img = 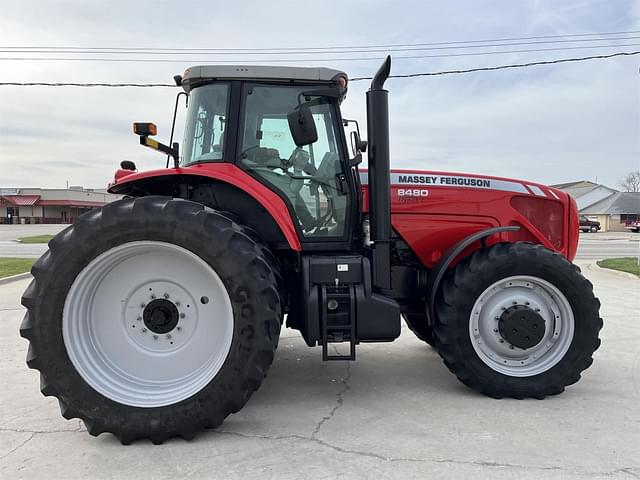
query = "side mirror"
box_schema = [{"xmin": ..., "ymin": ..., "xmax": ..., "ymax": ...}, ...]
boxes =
[
  {"xmin": 350, "ymin": 130, "xmax": 367, "ymax": 153},
  {"xmin": 287, "ymin": 106, "xmax": 318, "ymax": 147},
  {"xmin": 349, "ymin": 131, "xmax": 367, "ymax": 167}
]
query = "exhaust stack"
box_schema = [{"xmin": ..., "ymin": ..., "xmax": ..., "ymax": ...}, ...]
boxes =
[{"xmin": 366, "ymin": 56, "xmax": 392, "ymax": 291}]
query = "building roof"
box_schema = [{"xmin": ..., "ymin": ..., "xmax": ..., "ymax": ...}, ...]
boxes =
[
  {"xmin": 556, "ymin": 183, "xmax": 617, "ymax": 199},
  {"xmin": 550, "ymin": 180, "xmax": 598, "ymax": 190},
  {"xmin": 581, "ymin": 192, "xmax": 640, "ymax": 215},
  {"xmin": 0, "ymin": 195, "xmax": 40, "ymax": 206}
]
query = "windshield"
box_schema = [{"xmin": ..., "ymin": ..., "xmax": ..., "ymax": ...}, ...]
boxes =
[{"xmin": 182, "ymin": 83, "xmax": 229, "ymax": 165}]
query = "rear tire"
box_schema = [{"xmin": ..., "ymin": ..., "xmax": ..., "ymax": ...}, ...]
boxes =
[
  {"xmin": 403, "ymin": 314, "xmax": 436, "ymax": 347},
  {"xmin": 20, "ymin": 196, "xmax": 282, "ymax": 444},
  {"xmin": 433, "ymin": 242, "xmax": 602, "ymax": 399}
]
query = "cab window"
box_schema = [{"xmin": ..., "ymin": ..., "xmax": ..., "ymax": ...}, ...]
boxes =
[
  {"xmin": 238, "ymin": 84, "xmax": 348, "ymax": 239},
  {"xmin": 182, "ymin": 84, "xmax": 229, "ymax": 164}
]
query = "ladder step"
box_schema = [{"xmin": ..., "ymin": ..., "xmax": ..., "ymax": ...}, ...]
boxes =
[{"xmin": 321, "ymin": 285, "xmax": 356, "ymax": 361}]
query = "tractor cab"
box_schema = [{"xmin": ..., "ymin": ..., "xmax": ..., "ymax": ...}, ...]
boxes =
[{"xmin": 179, "ymin": 66, "xmax": 357, "ymax": 242}]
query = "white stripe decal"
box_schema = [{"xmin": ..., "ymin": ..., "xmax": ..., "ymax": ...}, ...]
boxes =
[
  {"xmin": 528, "ymin": 185, "xmax": 546, "ymax": 197},
  {"xmin": 359, "ymin": 172, "xmax": 529, "ymax": 194}
]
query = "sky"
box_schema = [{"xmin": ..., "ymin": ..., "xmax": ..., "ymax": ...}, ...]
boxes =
[{"xmin": 0, "ymin": 0, "xmax": 639, "ymax": 189}]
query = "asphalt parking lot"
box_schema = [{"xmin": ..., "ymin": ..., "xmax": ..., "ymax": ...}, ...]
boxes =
[{"xmin": 1, "ymin": 261, "xmax": 638, "ymax": 479}]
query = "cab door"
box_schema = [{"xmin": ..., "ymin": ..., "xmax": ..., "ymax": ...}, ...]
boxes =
[{"xmin": 236, "ymin": 83, "xmax": 354, "ymax": 246}]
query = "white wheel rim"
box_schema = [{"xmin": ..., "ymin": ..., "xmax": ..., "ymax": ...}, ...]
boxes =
[
  {"xmin": 63, "ymin": 241, "xmax": 234, "ymax": 407},
  {"xmin": 469, "ymin": 275, "xmax": 575, "ymax": 377}
]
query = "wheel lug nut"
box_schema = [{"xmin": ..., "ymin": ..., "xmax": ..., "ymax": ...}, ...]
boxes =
[
  {"xmin": 493, "ymin": 328, "xmax": 498, "ymax": 333},
  {"xmin": 140, "ymin": 303, "xmax": 145, "ymax": 308},
  {"xmin": 137, "ymin": 316, "xmax": 142, "ymax": 321},
  {"xmin": 166, "ymin": 334, "xmax": 172, "ymax": 339},
  {"xmin": 164, "ymin": 293, "xmax": 170, "ymax": 299},
  {"xmin": 176, "ymin": 326, "xmax": 182, "ymax": 331},
  {"xmin": 141, "ymin": 327, "xmax": 147, "ymax": 333},
  {"xmin": 153, "ymin": 335, "xmax": 158, "ymax": 340},
  {"xmin": 175, "ymin": 301, "xmax": 181, "ymax": 307},
  {"xmin": 509, "ymin": 345, "xmax": 515, "ymax": 350},
  {"xmin": 499, "ymin": 339, "xmax": 504, "ymax": 343},
  {"xmin": 150, "ymin": 294, "xmax": 156, "ymax": 299},
  {"xmin": 512, "ymin": 301, "xmax": 517, "ymax": 305},
  {"xmin": 180, "ymin": 313, "xmax": 186, "ymax": 319}
]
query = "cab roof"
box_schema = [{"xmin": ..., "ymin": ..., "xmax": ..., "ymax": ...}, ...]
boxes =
[{"xmin": 181, "ymin": 65, "xmax": 347, "ymax": 92}]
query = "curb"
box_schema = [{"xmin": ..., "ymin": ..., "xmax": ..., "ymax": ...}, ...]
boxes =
[
  {"xmin": 0, "ymin": 272, "xmax": 32, "ymax": 285},
  {"xmin": 590, "ymin": 262, "xmax": 639, "ymax": 280}
]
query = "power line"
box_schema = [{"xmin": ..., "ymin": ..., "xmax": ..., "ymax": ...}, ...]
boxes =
[
  {"xmin": 352, "ymin": 51, "xmax": 640, "ymax": 80},
  {"xmin": 1, "ymin": 51, "xmax": 637, "ymax": 87},
  {"xmin": 3, "ymin": 36, "xmax": 640, "ymax": 56},
  {"xmin": 2, "ymin": 29, "xmax": 638, "ymax": 52},
  {"xmin": 2, "ymin": 43, "xmax": 639, "ymax": 63},
  {"xmin": 0, "ymin": 82, "xmax": 175, "ymax": 87}
]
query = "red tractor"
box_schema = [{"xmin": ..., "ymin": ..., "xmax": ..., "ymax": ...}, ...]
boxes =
[{"xmin": 21, "ymin": 57, "xmax": 602, "ymax": 444}]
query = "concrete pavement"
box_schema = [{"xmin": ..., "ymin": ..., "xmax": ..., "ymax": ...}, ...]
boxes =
[
  {"xmin": 576, "ymin": 231, "xmax": 639, "ymax": 261},
  {"xmin": 0, "ymin": 225, "xmax": 67, "ymax": 242},
  {"xmin": 0, "ymin": 225, "xmax": 66, "ymax": 259},
  {"xmin": 1, "ymin": 262, "xmax": 638, "ymax": 479}
]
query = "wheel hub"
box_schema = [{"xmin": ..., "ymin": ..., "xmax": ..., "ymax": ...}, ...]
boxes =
[
  {"xmin": 469, "ymin": 276, "xmax": 575, "ymax": 377},
  {"xmin": 143, "ymin": 299, "xmax": 179, "ymax": 334},
  {"xmin": 498, "ymin": 305, "xmax": 546, "ymax": 349}
]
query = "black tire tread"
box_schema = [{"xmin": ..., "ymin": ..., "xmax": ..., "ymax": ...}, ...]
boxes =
[
  {"xmin": 433, "ymin": 242, "xmax": 602, "ymax": 399},
  {"xmin": 20, "ymin": 196, "xmax": 282, "ymax": 444},
  {"xmin": 403, "ymin": 314, "xmax": 436, "ymax": 347}
]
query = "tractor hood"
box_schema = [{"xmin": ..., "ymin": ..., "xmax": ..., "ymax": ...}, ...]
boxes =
[{"xmin": 359, "ymin": 169, "xmax": 578, "ymax": 266}]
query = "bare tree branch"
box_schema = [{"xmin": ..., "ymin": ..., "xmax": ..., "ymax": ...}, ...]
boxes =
[{"xmin": 619, "ymin": 170, "xmax": 640, "ymax": 192}]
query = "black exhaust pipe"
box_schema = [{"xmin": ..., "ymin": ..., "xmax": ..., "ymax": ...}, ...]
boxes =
[{"xmin": 366, "ymin": 55, "xmax": 392, "ymax": 292}]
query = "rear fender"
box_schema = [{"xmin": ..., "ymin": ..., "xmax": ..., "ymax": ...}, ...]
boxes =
[
  {"xmin": 108, "ymin": 164, "xmax": 301, "ymax": 251},
  {"xmin": 426, "ymin": 226, "xmax": 520, "ymax": 323}
]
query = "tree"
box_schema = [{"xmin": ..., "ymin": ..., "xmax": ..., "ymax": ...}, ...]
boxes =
[{"xmin": 619, "ymin": 170, "xmax": 640, "ymax": 192}]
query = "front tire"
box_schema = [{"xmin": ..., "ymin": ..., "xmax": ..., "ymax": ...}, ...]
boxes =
[
  {"xmin": 434, "ymin": 242, "xmax": 602, "ymax": 399},
  {"xmin": 20, "ymin": 196, "xmax": 282, "ymax": 443}
]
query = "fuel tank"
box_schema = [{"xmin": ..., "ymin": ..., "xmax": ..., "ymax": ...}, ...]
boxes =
[{"xmin": 360, "ymin": 169, "xmax": 579, "ymax": 268}]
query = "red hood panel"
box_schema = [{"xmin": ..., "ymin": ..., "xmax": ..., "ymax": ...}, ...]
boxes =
[{"xmin": 360, "ymin": 169, "xmax": 576, "ymax": 267}]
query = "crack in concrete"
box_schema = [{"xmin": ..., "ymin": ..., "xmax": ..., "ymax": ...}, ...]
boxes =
[
  {"xmin": 216, "ymin": 429, "xmax": 639, "ymax": 477},
  {"xmin": 311, "ymin": 360, "xmax": 351, "ymax": 439},
  {"xmin": 612, "ymin": 468, "xmax": 640, "ymax": 479},
  {"xmin": 0, "ymin": 420, "xmax": 84, "ymax": 435},
  {"xmin": 216, "ymin": 430, "xmax": 408, "ymax": 462},
  {"xmin": 0, "ymin": 421, "xmax": 85, "ymax": 461},
  {"xmin": 0, "ymin": 433, "xmax": 34, "ymax": 461}
]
